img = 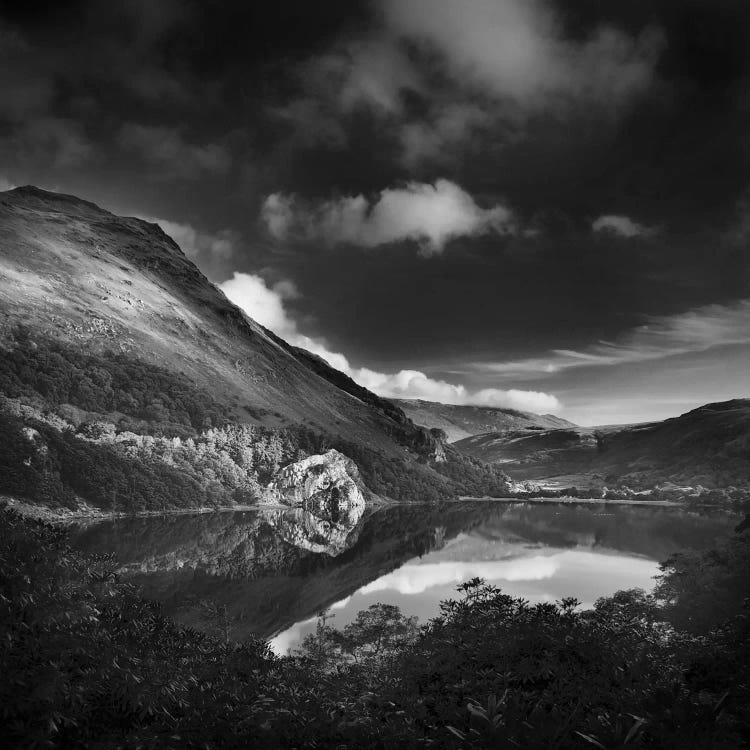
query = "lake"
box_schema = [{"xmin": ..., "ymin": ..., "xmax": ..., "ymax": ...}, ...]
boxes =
[{"xmin": 69, "ymin": 501, "xmax": 738, "ymax": 654}]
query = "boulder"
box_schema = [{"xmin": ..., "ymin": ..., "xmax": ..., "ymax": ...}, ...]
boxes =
[
  {"xmin": 265, "ymin": 449, "xmax": 368, "ymax": 518},
  {"xmin": 264, "ymin": 449, "xmax": 368, "ymax": 556}
]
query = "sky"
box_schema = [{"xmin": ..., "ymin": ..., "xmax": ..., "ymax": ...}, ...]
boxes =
[{"xmin": 1, "ymin": 0, "xmax": 749, "ymax": 425}]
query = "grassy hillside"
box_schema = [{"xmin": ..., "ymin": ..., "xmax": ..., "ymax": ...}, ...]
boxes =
[
  {"xmin": 0, "ymin": 186, "xmax": 411, "ymax": 447},
  {"xmin": 393, "ymin": 398, "xmax": 577, "ymax": 442}
]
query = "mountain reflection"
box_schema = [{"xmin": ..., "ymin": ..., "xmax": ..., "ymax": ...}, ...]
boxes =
[{"xmin": 69, "ymin": 502, "xmax": 737, "ymax": 643}]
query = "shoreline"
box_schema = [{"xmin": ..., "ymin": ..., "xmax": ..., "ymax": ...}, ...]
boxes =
[
  {"xmin": 458, "ymin": 495, "xmax": 684, "ymax": 507},
  {"xmin": 0, "ymin": 496, "xmax": 281, "ymax": 524},
  {"xmin": 2, "ymin": 492, "xmax": 692, "ymax": 525}
]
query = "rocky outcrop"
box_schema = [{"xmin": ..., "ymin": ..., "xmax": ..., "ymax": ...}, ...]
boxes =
[
  {"xmin": 264, "ymin": 449, "xmax": 368, "ymax": 556},
  {"xmin": 265, "ymin": 449, "xmax": 367, "ymax": 512},
  {"xmin": 429, "ymin": 429, "xmax": 448, "ymax": 463},
  {"xmin": 409, "ymin": 426, "xmax": 448, "ymax": 463}
]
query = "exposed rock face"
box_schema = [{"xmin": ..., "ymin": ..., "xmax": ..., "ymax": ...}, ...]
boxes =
[
  {"xmin": 264, "ymin": 449, "xmax": 368, "ymax": 556},
  {"xmin": 429, "ymin": 428, "xmax": 448, "ymax": 463},
  {"xmin": 265, "ymin": 449, "xmax": 367, "ymax": 514},
  {"xmin": 410, "ymin": 426, "xmax": 448, "ymax": 463}
]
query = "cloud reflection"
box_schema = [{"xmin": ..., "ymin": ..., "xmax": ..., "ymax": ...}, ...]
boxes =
[
  {"xmin": 359, "ymin": 555, "xmax": 560, "ymax": 595},
  {"xmin": 269, "ymin": 550, "xmax": 659, "ymax": 655}
]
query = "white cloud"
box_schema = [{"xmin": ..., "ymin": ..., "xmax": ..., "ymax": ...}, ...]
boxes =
[
  {"xmin": 219, "ymin": 271, "xmax": 561, "ymax": 413},
  {"xmin": 118, "ymin": 124, "xmax": 230, "ymax": 179},
  {"xmin": 473, "ymin": 299, "xmax": 750, "ymax": 377},
  {"xmin": 592, "ymin": 214, "xmax": 654, "ymax": 238},
  {"xmin": 141, "ymin": 216, "xmax": 237, "ymax": 260},
  {"xmin": 219, "ymin": 272, "xmax": 298, "ymax": 336},
  {"xmin": 262, "ymin": 179, "xmax": 514, "ymax": 255},
  {"xmin": 0, "ymin": 176, "xmax": 16, "ymax": 191},
  {"xmin": 383, "ymin": 0, "xmax": 662, "ymax": 110}
]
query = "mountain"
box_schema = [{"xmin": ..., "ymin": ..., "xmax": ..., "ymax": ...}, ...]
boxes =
[
  {"xmin": 392, "ymin": 398, "xmax": 577, "ymax": 442},
  {"xmin": 0, "ymin": 186, "xmax": 406, "ymax": 446},
  {"xmin": 455, "ymin": 399, "xmax": 750, "ymax": 488},
  {"xmin": 0, "ymin": 186, "xmax": 510, "ymax": 511}
]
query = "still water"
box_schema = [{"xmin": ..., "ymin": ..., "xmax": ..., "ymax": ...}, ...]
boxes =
[{"xmin": 69, "ymin": 501, "xmax": 737, "ymax": 654}]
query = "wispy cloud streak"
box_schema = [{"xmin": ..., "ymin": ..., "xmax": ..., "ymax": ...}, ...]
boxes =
[{"xmin": 472, "ymin": 299, "xmax": 750, "ymax": 377}]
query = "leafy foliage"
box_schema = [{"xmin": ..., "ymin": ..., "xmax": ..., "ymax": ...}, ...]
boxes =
[
  {"xmin": 433, "ymin": 448, "xmax": 515, "ymax": 497},
  {"xmin": 296, "ymin": 603, "xmax": 419, "ymax": 668},
  {"xmin": 0, "ymin": 508, "xmax": 273, "ymax": 749},
  {"xmin": 655, "ymin": 530, "xmax": 750, "ymax": 635},
  {"xmin": 0, "ymin": 402, "xmax": 499, "ymax": 510},
  {"xmin": 0, "ymin": 331, "xmax": 228, "ymax": 433}
]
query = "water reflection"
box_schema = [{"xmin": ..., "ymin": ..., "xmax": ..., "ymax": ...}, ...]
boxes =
[
  {"xmin": 268, "ymin": 503, "xmax": 365, "ymax": 555},
  {"xmin": 270, "ymin": 549, "xmax": 660, "ymax": 654},
  {"xmin": 69, "ymin": 502, "xmax": 738, "ymax": 649}
]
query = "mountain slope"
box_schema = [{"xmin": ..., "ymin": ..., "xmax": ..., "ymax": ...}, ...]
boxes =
[
  {"xmin": 455, "ymin": 399, "xmax": 750, "ymax": 488},
  {"xmin": 392, "ymin": 398, "xmax": 577, "ymax": 442},
  {"xmin": 0, "ymin": 186, "xmax": 410, "ymax": 447},
  {"xmin": 0, "ymin": 186, "xmax": 510, "ymax": 510}
]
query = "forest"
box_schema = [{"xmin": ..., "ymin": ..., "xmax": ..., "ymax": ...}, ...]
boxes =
[{"xmin": 1, "ymin": 507, "xmax": 748, "ymax": 749}]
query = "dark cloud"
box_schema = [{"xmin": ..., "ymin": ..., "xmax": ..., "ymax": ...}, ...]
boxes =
[
  {"xmin": 118, "ymin": 124, "xmax": 230, "ymax": 179},
  {"xmin": 2, "ymin": 0, "xmax": 750, "ymax": 422}
]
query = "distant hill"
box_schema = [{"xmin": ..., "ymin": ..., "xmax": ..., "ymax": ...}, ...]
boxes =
[
  {"xmin": 454, "ymin": 399, "xmax": 750, "ymax": 488},
  {"xmin": 392, "ymin": 398, "xmax": 577, "ymax": 442},
  {"xmin": 0, "ymin": 186, "xmax": 511, "ymax": 512}
]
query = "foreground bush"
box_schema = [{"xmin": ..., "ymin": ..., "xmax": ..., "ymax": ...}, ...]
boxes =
[
  {"xmin": 1, "ymin": 508, "xmax": 748, "ymax": 748},
  {"xmin": 0, "ymin": 509, "xmax": 273, "ymax": 749}
]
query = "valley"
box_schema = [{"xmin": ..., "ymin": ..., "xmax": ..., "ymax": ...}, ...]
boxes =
[
  {"xmin": 401, "ymin": 397, "xmax": 750, "ymax": 492},
  {"xmin": 3, "ymin": 4, "xmax": 750, "ymax": 745}
]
